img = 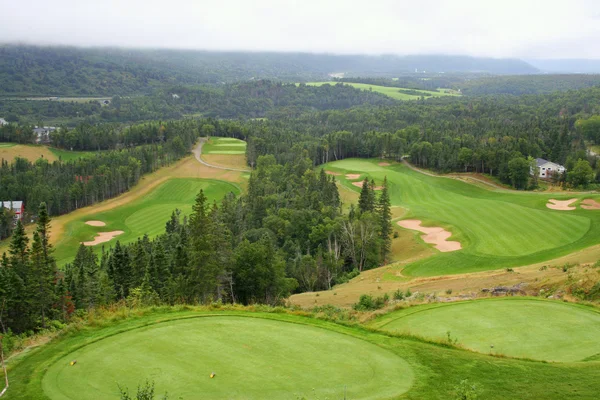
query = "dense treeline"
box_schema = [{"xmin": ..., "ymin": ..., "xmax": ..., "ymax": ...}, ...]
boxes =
[
  {"xmin": 242, "ymin": 86, "xmax": 600, "ymax": 187},
  {"xmin": 0, "ymin": 45, "xmax": 537, "ymax": 96},
  {"xmin": 0, "ymin": 157, "xmax": 392, "ymax": 334},
  {"xmin": 0, "ymin": 81, "xmax": 395, "ymax": 125},
  {"xmin": 460, "ymin": 74, "xmax": 600, "ymax": 96},
  {"xmin": 0, "ymin": 120, "xmax": 198, "ymax": 215},
  {"xmin": 336, "ymin": 76, "xmax": 459, "ymax": 91}
]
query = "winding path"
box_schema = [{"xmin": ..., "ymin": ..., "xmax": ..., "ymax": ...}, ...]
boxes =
[{"xmin": 193, "ymin": 138, "xmax": 251, "ymax": 172}]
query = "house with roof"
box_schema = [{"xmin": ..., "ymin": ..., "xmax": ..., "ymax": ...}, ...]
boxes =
[
  {"xmin": 0, "ymin": 118, "xmax": 7, "ymax": 126},
  {"xmin": 535, "ymin": 158, "xmax": 565, "ymax": 179},
  {"xmin": 1, "ymin": 201, "xmax": 24, "ymax": 221},
  {"xmin": 33, "ymin": 126, "xmax": 56, "ymax": 144}
]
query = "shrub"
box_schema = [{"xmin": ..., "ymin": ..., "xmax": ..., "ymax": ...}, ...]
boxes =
[
  {"xmin": 393, "ymin": 289, "xmax": 405, "ymax": 300},
  {"xmin": 446, "ymin": 288, "xmax": 453, "ymax": 295},
  {"xmin": 453, "ymin": 379, "xmax": 480, "ymax": 400},
  {"xmin": 119, "ymin": 380, "xmax": 168, "ymax": 400},
  {"xmin": 353, "ymin": 294, "xmax": 388, "ymax": 311},
  {"xmin": 335, "ymin": 268, "xmax": 360, "ymax": 285}
]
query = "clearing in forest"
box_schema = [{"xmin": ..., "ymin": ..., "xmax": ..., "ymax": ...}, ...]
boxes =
[
  {"xmin": 369, "ymin": 298, "xmax": 600, "ymax": 362},
  {"xmin": 201, "ymin": 137, "xmax": 248, "ymax": 169},
  {"xmin": 304, "ymin": 82, "xmax": 458, "ymax": 100},
  {"xmin": 0, "ymin": 142, "xmax": 95, "ymax": 163},
  {"xmin": 323, "ymin": 158, "xmax": 600, "ymax": 276}
]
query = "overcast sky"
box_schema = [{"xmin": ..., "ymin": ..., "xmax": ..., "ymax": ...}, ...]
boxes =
[{"xmin": 2, "ymin": 0, "xmax": 599, "ymax": 59}]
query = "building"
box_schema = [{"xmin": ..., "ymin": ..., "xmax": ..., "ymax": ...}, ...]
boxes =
[
  {"xmin": 0, "ymin": 118, "xmax": 7, "ymax": 126},
  {"xmin": 1, "ymin": 201, "xmax": 24, "ymax": 220},
  {"xmin": 33, "ymin": 126, "xmax": 56, "ymax": 144},
  {"xmin": 535, "ymin": 158, "xmax": 565, "ymax": 178}
]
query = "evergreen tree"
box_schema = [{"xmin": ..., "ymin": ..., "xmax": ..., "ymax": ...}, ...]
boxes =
[
  {"xmin": 358, "ymin": 178, "xmax": 371, "ymax": 213},
  {"xmin": 377, "ymin": 176, "xmax": 392, "ymax": 263}
]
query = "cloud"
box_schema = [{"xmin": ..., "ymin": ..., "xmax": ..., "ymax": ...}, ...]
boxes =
[{"xmin": 1, "ymin": 0, "xmax": 599, "ymax": 58}]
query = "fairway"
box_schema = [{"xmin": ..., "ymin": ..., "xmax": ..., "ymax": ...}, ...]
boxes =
[
  {"xmin": 0, "ymin": 142, "xmax": 95, "ymax": 163},
  {"xmin": 53, "ymin": 178, "xmax": 239, "ymax": 264},
  {"xmin": 325, "ymin": 159, "xmax": 600, "ymax": 276},
  {"xmin": 42, "ymin": 316, "xmax": 413, "ymax": 400},
  {"xmin": 203, "ymin": 137, "xmax": 246, "ymax": 155},
  {"xmin": 304, "ymin": 82, "xmax": 458, "ymax": 100},
  {"xmin": 370, "ymin": 298, "xmax": 600, "ymax": 362}
]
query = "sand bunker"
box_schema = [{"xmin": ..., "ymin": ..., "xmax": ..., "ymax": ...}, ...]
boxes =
[
  {"xmin": 346, "ymin": 174, "xmax": 361, "ymax": 180},
  {"xmin": 85, "ymin": 220, "xmax": 106, "ymax": 227},
  {"xmin": 325, "ymin": 170, "xmax": 341, "ymax": 176},
  {"xmin": 82, "ymin": 231, "xmax": 124, "ymax": 246},
  {"xmin": 546, "ymin": 199, "xmax": 577, "ymax": 211},
  {"xmin": 581, "ymin": 199, "xmax": 600, "ymax": 210},
  {"xmin": 351, "ymin": 181, "xmax": 383, "ymax": 190},
  {"xmin": 398, "ymin": 219, "xmax": 462, "ymax": 252},
  {"xmin": 378, "ymin": 162, "xmax": 391, "ymax": 166}
]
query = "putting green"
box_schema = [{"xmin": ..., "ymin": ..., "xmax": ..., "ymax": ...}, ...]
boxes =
[
  {"xmin": 42, "ymin": 316, "xmax": 413, "ymax": 399},
  {"xmin": 371, "ymin": 299, "xmax": 600, "ymax": 362},
  {"xmin": 325, "ymin": 159, "xmax": 600, "ymax": 275}
]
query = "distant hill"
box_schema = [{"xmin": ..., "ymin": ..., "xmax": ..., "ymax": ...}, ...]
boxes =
[
  {"xmin": 0, "ymin": 45, "xmax": 538, "ymax": 96},
  {"xmin": 461, "ymin": 74, "xmax": 600, "ymax": 95},
  {"xmin": 527, "ymin": 59, "xmax": 600, "ymax": 74}
]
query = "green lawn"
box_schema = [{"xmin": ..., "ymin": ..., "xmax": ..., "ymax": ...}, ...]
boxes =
[
  {"xmin": 48, "ymin": 147, "xmax": 97, "ymax": 162},
  {"xmin": 203, "ymin": 137, "xmax": 247, "ymax": 155},
  {"xmin": 370, "ymin": 298, "xmax": 600, "ymax": 362},
  {"xmin": 6, "ymin": 309, "xmax": 600, "ymax": 399},
  {"xmin": 304, "ymin": 82, "xmax": 459, "ymax": 100},
  {"xmin": 53, "ymin": 178, "xmax": 239, "ymax": 265},
  {"xmin": 324, "ymin": 159, "xmax": 600, "ymax": 276},
  {"xmin": 0, "ymin": 143, "xmax": 16, "ymax": 148}
]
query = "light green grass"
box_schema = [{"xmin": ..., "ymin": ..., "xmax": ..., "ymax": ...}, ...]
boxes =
[
  {"xmin": 48, "ymin": 147, "xmax": 97, "ymax": 162},
  {"xmin": 304, "ymin": 82, "xmax": 459, "ymax": 100},
  {"xmin": 370, "ymin": 298, "xmax": 600, "ymax": 362},
  {"xmin": 53, "ymin": 178, "xmax": 239, "ymax": 265},
  {"xmin": 0, "ymin": 143, "xmax": 16, "ymax": 148},
  {"xmin": 325, "ymin": 159, "xmax": 600, "ymax": 276},
  {"xmin": 6, "ymin": 309, "xmax": 600, "ymax": 400},
  {"xmin": 42, "ymin": 316, "xmax": 412, "ymax": 400},
  {"xmin": 203, "ymin": 137, "xmax": 247, "ymax": 155}
]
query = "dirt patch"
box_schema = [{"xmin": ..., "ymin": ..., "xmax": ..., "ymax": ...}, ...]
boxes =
[
  {"xmin": 546, "ymin": 198, "xmax": 577, "ymax": 211},
  {"xmin": 325, "ymin": 170, "xmax": 341, "ymax": 176},
  {"xmin": 581, "ymin": 199, "xmax": 600, "ymax": 210},
  {"xmin": 346, "ymin": 174, "xmax": 361, "ymax": 180},
  {"xmin": 82, "ymin": 231, "xmax": 124, "ymax": 246},
  {"xmin": 397, "ymin": 219, "xmax": 461, "ymax": 252},
  {"xmin": 85, "ymin": 220, "xmax": 106, "ymax": 227},
  {"xmin": 202, "ymin": 154, "xmax": 248, "ymax": 170},
  {"xmin": 351, "ymin": 181, "xmax": 382, "ymax": 190},
  {"xmin": 378, "ymin": 162, "xmax": 391, "ymax": 167}
]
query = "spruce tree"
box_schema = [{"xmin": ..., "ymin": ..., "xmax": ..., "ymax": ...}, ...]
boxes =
[
  {"xmin": 377, "ymin": 176, "xmax": 392, "ymax": 263},
  {"xmin": 358, "ymin": 178, "xmax": 371, "ymax": 213}
]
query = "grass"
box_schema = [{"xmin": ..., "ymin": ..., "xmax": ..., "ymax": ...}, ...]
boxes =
[
  {"xmin": 6, "ymin": 308, "xmax": 600, "ymax": 400},
  {"xmin": 304, "ymin": 82, "xmax": 459, "ymax": 100},
  {"xmin": 202, "ymin": 137, "xmax": 247, "ymax": 155},
  {"xmin": 0, "ymin": 143, "xmax": 96, "ymax": 163},
  {"xmin": 324, "ymin": 159, "xmax": 600, "ymax": 276},
  {"xmin": 370, "ymin": 298, "xmax": 600, "ymax": 362},
  {"xmin": 52, "ymin": 178, "xmax": 239, "ymax": 265}
]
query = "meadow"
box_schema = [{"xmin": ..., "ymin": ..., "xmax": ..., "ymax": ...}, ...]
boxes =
[
  {"xmin": 200, "ymin": 137, "xmax": 248, "ymax": 169},
  {"xmin": 53, "ymin": 178, "xmax": 240, "ymax": 265},
  {"xmin": 304, "ymin": 82, "xmax": 459, "ymax": 100},
  {"xmin": 6, "ymin": 307, "xmax": 600, "ymax": 400},
  {"xmin": 323, "ymin": 159, "xmax": 600, "ymax": 276},
  {"xmin": 370, "ymin": 298, "xmax": 600, "ymax": 362},
  {"xmin": 0, "ymin": 142, "xmax": 95, "ymax": 163}
]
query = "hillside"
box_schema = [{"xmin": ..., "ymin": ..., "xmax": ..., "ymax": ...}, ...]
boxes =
[{"xmin": 0, "ymin": 45, "xmax": 538, "ymax": 96}]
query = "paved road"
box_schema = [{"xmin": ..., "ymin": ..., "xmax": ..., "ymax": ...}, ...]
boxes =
[{"xmin": 193, "ymin": 138, "xmax": 251, "ymax": 172}]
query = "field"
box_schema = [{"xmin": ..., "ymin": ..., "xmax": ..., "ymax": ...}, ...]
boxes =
[
  {"xmin": 52, "ymin": 178, "xmax": 240, "ymax": 265},
  {"xmin": 320, "ymin": 159, "xmax": 600, "ymax": 276},
  {"xmin": 370, "ymin": 298, "xmax": 600, "ymax": 362},
  {"xmin": 200, "ymin": 137, "xmax": 248, "ymax": 169},
  {"xmin": 304, "ymin": 82, "xmax": 459, "ymax": 100},
  {"xmin": 0, "ymin": 142, "xmax": 95, "ymax": 163},
  {"xmin": 6, "ymin": 308, "xmax": 600, "ymax": 400}
]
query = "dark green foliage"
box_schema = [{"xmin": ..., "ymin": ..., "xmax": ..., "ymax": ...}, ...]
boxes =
[
  {"xmin": 119, "ymin": 380, "xmax": 168, "ymax": 400},
  {"xmin": 461, "ymin": 74, "xmax": 600, "ymax": 95},
  {"xmin": 567, "ymin": 159, "xmax": 594, "ymax": 187},
  {"xmin": 507, "ymin": 157, "xmax": 530, "ymax": 189},
  {"xmin": 353, "ymin": 293, "xmax": 389, "ymax": 311}
]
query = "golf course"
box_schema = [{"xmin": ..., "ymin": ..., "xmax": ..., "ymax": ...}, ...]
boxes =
[
  {"xmin": 6, "ymin": 308, "xmax": 600, "ymax": 400},
  {"xmin": 199, "ymin": 137, "xmax": 248, "ymax": 170},
  {"xmin": 0, "ymin": 142, "xmax": 95, "ymax": 163},
  {"xmin": 370, "ymin": 298, "xmax": 600, "ymax": 362},
  {"xmin": 323, "ymin": 159, "xmax": 600, "ymax": 276},
  {"xmin": 304, "ymin": 82, "xmax": 458, "ymax": 100}
]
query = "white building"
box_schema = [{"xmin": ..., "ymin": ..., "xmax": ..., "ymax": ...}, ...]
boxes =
[
  {"xmin": 535, "ymin": 158, "xmax": 565, "ymax": 179},
  {"xmin": 0, "ymin": 118, "xmax": 7, "ymax": 126},
  {"xmin": 33, "ymin": 126, "xmax": 56, "ymax": 144},
  {"xmin": 1, "ymin": 201, "xmax": 24, "ymax": 220}
]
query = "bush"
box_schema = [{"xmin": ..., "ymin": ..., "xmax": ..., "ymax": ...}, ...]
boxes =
[
  {"xmin": 353, "ymin": 294, "xmax": 388, "ymax": 311},
  {"xmin": 453, "ymin": 379, "xmax": 480, "ymax": 400},
  {"xmin": 393, "ymin": 289, "xmax": 405, "ymax": 300},
  {"xmin": 335, "ymin": 268, "xmax": 360, "ymax": 285},
  {"xmin": 119, "ymin": 380, "xmax": 168, "ymax": 400}
]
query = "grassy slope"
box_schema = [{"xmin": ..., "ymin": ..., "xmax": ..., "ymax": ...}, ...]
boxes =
[
  {"xmin": 369, "ymin": 298, "xmax": 600, "ymax": 362},
  {"xmin": 201, "ymin": 137, "xmax": 248, "ymax": 169},
  {"xmin": 325, "ymin": 159, "xmax": 600, "ymax": 276},
  {"xmin": 304, "ymin": 82, "xmax": 458, "ymax": 100},
  {"xmin": 52, "ymin": 178, "xmax": 240, "ymax": 265},
  {"xmin": 5, "ymin": 309, "xmax": 600, "ymax": 400},
  {"xmin": 0, "ymin": 143, "xmax": 95, "ymax": 163}
]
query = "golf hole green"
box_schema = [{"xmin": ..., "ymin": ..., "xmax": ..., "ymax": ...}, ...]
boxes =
[
  {"xmin": 43, "ymin": 316, "xmax": 413, "ymax": 399},
  {"xmin": 375, "ymin": 299, "xmax": 600, "ymax": 362}
]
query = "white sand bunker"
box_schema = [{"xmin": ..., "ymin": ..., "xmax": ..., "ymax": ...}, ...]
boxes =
[
  {"xmin": 324, "ymin": 170, "xmax": 340, "ymax": 176},
  {"xmin": 351, "ymin": 181, "xmax": 383, "ymax": 190},
  {"xmin": 398, "ymin": 219, "xmax": 462, "ymax": 252},
  {"xmin": 378, "ymin": 162, "xmax": 391, "ymax": 166},
  {"xmin": 82, "ymin": 231, "xmax": 124, "ymax": 246},
  {"xmin": 546, "ymin": 199, "xmax": 577, "ymax": 211},
  {"xmin": 346, "ymin": 174, "xmax": 361, "ymax": 180},
  {"xmin": 85, "ymin": 220, "xmax": 106, "ymax": 227},
  {"xmin": 581, "ymin": 199, "xmax": 600, "ymax": 210}
]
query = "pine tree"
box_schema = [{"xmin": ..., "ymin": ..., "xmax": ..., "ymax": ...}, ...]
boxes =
[
  {"xmin": 358, "ymin": 178, "xmax": 371, "ymax": 213},
  {"xmin": 377, "ymin": 176, "xmax": 392, "ymax": 263},
  {"xmin": 28, "ymin": 231, "xmax": 57, "ymax": 329}
]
